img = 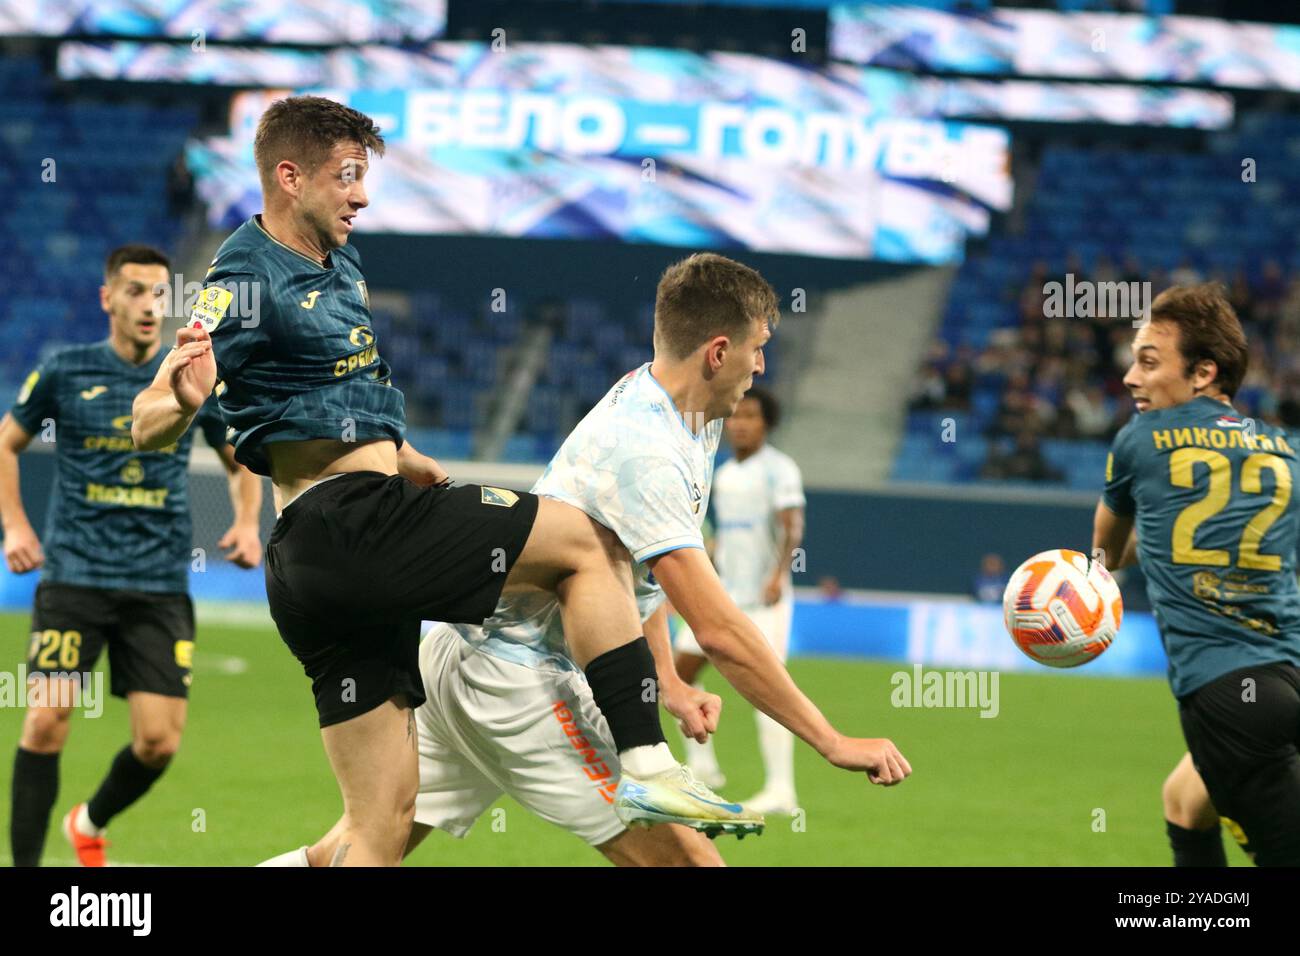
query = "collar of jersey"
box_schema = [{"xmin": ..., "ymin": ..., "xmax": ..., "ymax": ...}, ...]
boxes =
[
  {"xmin": 252, "ymin": 215, "xmax": 331, "ymax": 271},
  {"xmin": 100, "ymin": 339, "xmax": 164, "ymax": 374},
  {"xmin": 644, "ymin": 364, "xmax": 704, "ymax": 443}
]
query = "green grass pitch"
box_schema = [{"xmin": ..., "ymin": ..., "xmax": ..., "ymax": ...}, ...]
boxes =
[{"xmin": 0, "ymin": 610, "xmax": 1240, "ymax": 866}]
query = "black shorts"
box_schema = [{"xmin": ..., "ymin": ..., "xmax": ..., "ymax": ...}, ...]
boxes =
[
  {"xmin": 1179, "ymin": 661, "xmax": 1300, "ymax": 866},
  {"xmin": 264, "ymin": 472, "xmax": 540, "ymax": 728},
  {"xmin": 27, "ymin": 581, "xmax": 196, "ymax": 700}
]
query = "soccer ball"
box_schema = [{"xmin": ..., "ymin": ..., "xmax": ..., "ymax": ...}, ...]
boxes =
[{"xmin": 1002, "ymin": 549, "xmax": 1122, "ymax": 668}]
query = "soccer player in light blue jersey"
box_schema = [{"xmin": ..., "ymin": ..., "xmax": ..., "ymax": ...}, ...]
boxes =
[{"xmin": 269, "ymin": 253, "xmax": 910, "ymax": 867}]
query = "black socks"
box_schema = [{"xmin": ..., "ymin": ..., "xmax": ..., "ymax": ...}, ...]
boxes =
[
  {"xmin": 10, "ymin": 748, "xmax": 60, "ymax": 866},
  {"xmin": 86, "ymin": 745, "xmax": 167, "ymax": 831},
  {"xmin": 584, "ymin": 637, "xmax": 666, "ymax": 752},
  {"xmin": 1167, "ymin": 819, "xmax": 1227, "ymax": 867}
]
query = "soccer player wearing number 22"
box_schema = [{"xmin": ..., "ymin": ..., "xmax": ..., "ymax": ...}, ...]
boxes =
[
  {"xmin": 2, "ymin": 245, "xmax": 263, "ymax": 867},
  {"xmin": 131, "ymin": 96, "xmax": 750, "ymax": 866},
  {"xmin": 1094, "ymin": 284, "xmax": 1300, "ymax": 867}
]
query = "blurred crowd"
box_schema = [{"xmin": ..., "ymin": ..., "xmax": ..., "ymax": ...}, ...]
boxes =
[{"xmin": 910, "ymin": 256, "xmax": 1300, "ymax": 482}]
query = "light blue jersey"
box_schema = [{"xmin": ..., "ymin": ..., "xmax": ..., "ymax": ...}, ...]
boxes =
[{"xmin": 457, "ymin": 364, "xmax": 723, "ymax": 672}]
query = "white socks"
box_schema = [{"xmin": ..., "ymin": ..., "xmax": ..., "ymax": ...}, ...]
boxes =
[
  {"xmin": 256, "ymin": 846, "xmax": 311, "ymax": 867},
  {"xmin": 683, "ymin": 733, "xmax": 722, "ymax": 778},
  {"xmin": 75, "ymin": 804, "xmax": 104, "ymax": 838},
  {"xmin": 619, "ymin": 742, "xmax": 677, "ymax": 777},
  {"xmin": 755, "ymin": 710, "xmax": 796, "ymax": 799}
]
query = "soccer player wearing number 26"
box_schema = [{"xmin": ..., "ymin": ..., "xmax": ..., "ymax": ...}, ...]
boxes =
[
  {"xmin": 131, "ymin": 96, "xmax": 744, "ymax": 866},
  {"xmin": 2, "ymin": 245, "xmax": 263, "ymax": 867},
  {"xmin": 1094, "ymin": 284, "xmax": 1300, "ymax": 867}
]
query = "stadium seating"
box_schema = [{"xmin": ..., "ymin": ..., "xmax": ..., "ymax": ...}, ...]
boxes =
[
  {"xmin": 0, "ymin": 56, "xmax": 197, "ymax": 391},
  {"xmin": 894, "ymin": 111, "xmax": 1300, "ymax": 486}
]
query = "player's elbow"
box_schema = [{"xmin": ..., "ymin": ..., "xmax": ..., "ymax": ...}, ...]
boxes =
[
  {"xmin": 131, "ymin": 414, "xmax": 166, "ymax": 452},
  {"xmin": 692, "ymin": 615, "xmax": 748, "ymax": 664},
  {"xmin": 131, "ymin": 394, "xmax": 167, "ymax": 450},
  {"xmin": 131, "ymin": 418, "xmax": 156, "ymax": 451}
]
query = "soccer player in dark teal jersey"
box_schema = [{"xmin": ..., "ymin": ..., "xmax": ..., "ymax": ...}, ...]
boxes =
[
  {"xmin": 1094, "ymin": 283, "xmax": 1300, "ymax": 866},
  {"xmin": 131, "ymin": 96, "xmax": 768, "ymax": 866},
  {"xmin": 1, "ymin": 245, "xmax": 263, "ymax": 867}
]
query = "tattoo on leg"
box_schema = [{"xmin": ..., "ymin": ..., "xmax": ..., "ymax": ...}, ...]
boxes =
[
  {"xmin": 407, "ymin": 708, "xmax": 415, "ymax": 749},
  {"xmin": 330, "ymin": 842, "xmax": 350, "ymax": 867}
]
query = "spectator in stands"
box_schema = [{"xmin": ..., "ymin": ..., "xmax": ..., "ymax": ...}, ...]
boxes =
[
  {"xmin": 940, "ymin": 362, "xmax": 972, "ymax": 410},
  {"xmin": 972, "ymin": 553, "xmax": 1008, "ymax": 605},
  {"xmin": 908, "ymin": 363, "xmax": 947, "ymax": 411},
  {"xmin": 981, "ymin": 429, "xmax": 1063, "ymax": 483},
  {"xmin": 1064, "ymin": 383, "xmax": 1110, "ymax": 439}
]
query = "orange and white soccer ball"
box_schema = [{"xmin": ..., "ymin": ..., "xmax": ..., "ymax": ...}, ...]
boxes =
[{"xmin": 1002, "ymin": 549, "xmax": 1122, "ymax": 668}]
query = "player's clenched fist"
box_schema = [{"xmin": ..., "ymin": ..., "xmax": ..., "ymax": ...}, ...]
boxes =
[
  {"xmin": 168, "ymin": 326, "xmax": 216, "ymax": 413},
  {"xmin": 661, "ymin": 680, "xmax": 722, "ymax": 744},
  {"xmin": 825, "ymin": 735, "xmax": 912, "ymax": 786},
  {"xmin": 3, "ymin": 522, "xmax": 44, "ymax": 574}
]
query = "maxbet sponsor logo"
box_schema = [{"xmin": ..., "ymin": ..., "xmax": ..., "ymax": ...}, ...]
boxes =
[{"xmin": 49, "ymin": 886, "xmax": 151, "ymax": 936}]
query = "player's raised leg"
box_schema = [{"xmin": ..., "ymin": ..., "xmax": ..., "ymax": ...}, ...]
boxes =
[
  {"xmin": 502, "ymin": 501, "xmax": 665, "ymax": 763},
  {"xmin": 500, "ymin": 498, "xmax": 755, "ymax": 834},
  {"xmin": 10, "ymin": 677, "xmax": 77, "ymax": 866}
]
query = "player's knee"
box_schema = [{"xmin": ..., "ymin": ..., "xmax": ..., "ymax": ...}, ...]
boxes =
[
  {"xmin": 1162, "ymin": 771, "xmax": 1214, "ymax": 830},
  {"xmin": 20, "ymin": 706, "xmax": 73, "ymax": 752},
  {"xmin": 574, "ymin": 517, "xmax": 629, "ymax": 574},
  {"xmin": 133, "ymin": 731, "xmax": 181, "ymax": 767}
]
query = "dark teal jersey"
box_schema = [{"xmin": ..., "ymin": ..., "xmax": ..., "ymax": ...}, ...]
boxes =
[
  {"xmin": 1104, "ymin": 396, "xmax": 1300, "ymax": 697},
  {"xmin": 195, "ymin": 216, "xmax": 405, "ymax": 477},
  {"xmin": 8, "ymin": 342, "xmax": 228, "ymax": 594}
]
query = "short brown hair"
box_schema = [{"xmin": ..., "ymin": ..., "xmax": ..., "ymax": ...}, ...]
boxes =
[
  {"xmin": 654, "ymin": 253, "xmax": 779, "ymax": 360},
  {"xmin": 253, "ymin": 95, "xmax": 385, "ymax": 192},
  {"xmin": 104, "ymin": 244, "xmax": 169, "ymax": 282},
  {"xmin": 1149, "ymin": 282, "xmax": 1248, "ymax": 398}
]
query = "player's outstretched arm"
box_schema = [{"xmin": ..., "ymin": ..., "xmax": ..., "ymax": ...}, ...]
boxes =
[
  {"xmin": 0, "ymin": 413, "xmax": 43, "ymax": 574},
  {"xmin": 1092, "ymin": 500, "xmax": 1136, "ymax": 571},
  {"xmin": 649, "ymin": 546, "xmax": 912, "ymax": 786},
  {"xmin": 132, "ymin": 327, "xmax": 215, "ymax": 451}
]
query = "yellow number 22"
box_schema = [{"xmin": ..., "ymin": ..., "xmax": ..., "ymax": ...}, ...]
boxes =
[{"xmin": 1170, "ymin": 448, "xmax": 1292, "ymax": 571}]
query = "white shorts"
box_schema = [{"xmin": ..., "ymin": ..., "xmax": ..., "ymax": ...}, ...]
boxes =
[
  {"xmin": 673, "ymin": 594, "xmax": 793, "ymax": 662},
  {"xmin": 413, "ymin": 623, "xmax": 626, "ymax": 847}
]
